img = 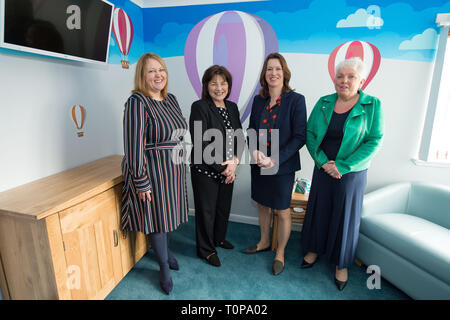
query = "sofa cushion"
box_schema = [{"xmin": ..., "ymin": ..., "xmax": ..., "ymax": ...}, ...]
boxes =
[{"xmin": 360, "ymin": 213, "xmax": 450, "ymax": 285}]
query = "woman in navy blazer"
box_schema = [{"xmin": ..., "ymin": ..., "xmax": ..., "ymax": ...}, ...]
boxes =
[
  {"xmin": 189, "ymin": 65, "xmax": 244, "ymax": 267},
  {"xmin": 243, "ymin": 53, "xmax": 307, "ymax": 276}
]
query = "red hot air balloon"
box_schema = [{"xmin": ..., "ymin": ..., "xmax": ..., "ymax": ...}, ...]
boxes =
[
  {"xmin": 72, "ymin": 105, "xmax": 86, "ymax": 137},
  {"xmin": 328, "ymin": 41, "xmax": 381, "ymax": 90},
  {"xmin": 112, "ymin": 8, "xmax": 134, "ymax": 69}
]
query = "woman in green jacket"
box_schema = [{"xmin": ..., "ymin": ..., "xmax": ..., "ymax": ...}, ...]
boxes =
[{"xmin": 300, "ymin": 57, "xmax": 384, "ymax": 291}]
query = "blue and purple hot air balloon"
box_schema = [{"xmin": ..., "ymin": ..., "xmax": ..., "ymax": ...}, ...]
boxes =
[{"xmin": 184, "ymin": 11, "xmax": 278, "ymax": 123}]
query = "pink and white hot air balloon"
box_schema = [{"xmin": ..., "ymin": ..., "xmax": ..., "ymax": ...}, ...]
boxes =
[
  {"xmin": 185, "ymin": 11, "xmax": 278, "ymax": 123},
  {"xmin": 112, "ymin": 8, "xmax": 134, "ymax": 69},
  {"xmin": 328, "ymin": 41, "xmax": 381, "ymax": 90}
]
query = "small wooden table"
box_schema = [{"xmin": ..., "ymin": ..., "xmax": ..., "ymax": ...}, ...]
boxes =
[{"xmin": 271, "ymin": 192, "xmax": 309, "ymax": 251}]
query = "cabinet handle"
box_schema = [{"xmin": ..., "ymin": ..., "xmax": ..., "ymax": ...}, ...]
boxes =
[{"xmin": 113, "ymin": 230, "xmax": 119, "ymax": 247}]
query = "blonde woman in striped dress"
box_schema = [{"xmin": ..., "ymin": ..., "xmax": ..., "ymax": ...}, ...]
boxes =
[{"xmin": 121, "ymin": 53, "xmax": 189, "ymax": 295}]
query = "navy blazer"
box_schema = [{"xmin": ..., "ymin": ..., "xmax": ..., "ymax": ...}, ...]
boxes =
[
  {"xmin": 248, "ymin": 91, "xmax": 307, "ymax": 176},
  {"xmin": 189, "ymin": 98, "xmax": 244, "ymax": 174}
]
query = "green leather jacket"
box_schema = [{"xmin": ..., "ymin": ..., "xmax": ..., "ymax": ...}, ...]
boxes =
[{"xmin": 306, "ymin": 90, "xmax": 384, "ymax": 175}]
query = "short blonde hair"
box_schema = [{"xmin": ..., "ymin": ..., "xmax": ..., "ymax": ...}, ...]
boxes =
[{"xmin": 133, "ymin": 53, "xmax": 169, "ymax": 99}]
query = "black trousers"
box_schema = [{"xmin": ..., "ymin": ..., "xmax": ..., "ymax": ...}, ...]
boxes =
[{"xmin": 191, "ymin": 170, "xmax": 234, "ymax": 258}]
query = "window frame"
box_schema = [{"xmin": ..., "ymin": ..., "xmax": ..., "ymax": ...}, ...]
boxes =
[{"xmin": 416, "ymin": 13, "xmax": 450, "ymax": 166}]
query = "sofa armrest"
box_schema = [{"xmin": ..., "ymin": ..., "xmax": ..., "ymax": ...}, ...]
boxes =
[
  {"xmin": 362, "ymin": 183, "xmax": 411, "ymax": 217},
  {"xmin": 409, "ymin": 182, "xmax": 450, "ymax": 229}
]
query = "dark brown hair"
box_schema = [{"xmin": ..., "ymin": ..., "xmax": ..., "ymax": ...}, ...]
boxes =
[
  {"xmin": 259, "ymin": 52, "xmax": 292, "ymax": 98},
  {"xmin": 201, "ymin": 65, "xmax": 233, "ymax": 100}
]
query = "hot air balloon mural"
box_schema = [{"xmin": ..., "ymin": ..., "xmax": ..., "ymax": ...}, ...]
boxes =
[
  {"xmin": 112, "ymin": 8, "xmax": 134, "ymax": 69},
  {"xmin": 184, "ymin": 11, "xmax": 278, "ymax": 123},
  {"xmin": 328, "ymin": 41, "xmax": 381, "ymax": 90},
  {"xmin": 72, "ymin": 105, "xmax": 86, "ymax": 137}
]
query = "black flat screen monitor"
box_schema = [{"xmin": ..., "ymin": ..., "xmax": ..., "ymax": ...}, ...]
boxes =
[{"xmin": 0, "ymin": 0, "xmax": 114, "ymax": 63}]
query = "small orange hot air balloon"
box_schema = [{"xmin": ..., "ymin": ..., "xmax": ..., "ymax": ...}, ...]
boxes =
[{"xmin": 72, "ymin": 105, "xmax": 86, "ymax": 137}]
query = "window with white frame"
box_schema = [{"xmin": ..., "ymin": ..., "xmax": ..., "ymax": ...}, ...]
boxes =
[{"xmin": 418, "ymin": 14, "xmax": 450, "ymax": 164}]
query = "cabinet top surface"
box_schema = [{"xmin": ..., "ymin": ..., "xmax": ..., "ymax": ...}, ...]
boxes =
[{"xmin": 0, "ymin": 155, "xmax": 123, "ymax": 220}]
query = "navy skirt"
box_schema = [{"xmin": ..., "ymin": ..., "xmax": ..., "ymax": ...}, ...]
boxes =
[
  {"xmin": 301, "ymin": 166, "xmax": 367, "ymax": 269},
  {"xmin": 251, "ymin": 168, "xmax": 295, "ymax": 210}
]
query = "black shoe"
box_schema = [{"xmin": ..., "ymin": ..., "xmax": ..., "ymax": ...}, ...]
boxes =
[
  {"xmin": 205, "ymin": 253, "xmax": 221, "ymax": 267},
  {"xmin": 272, "ymin": 260, "xmax": 285, "ymax": 275},
  {"xmin": 334, "ymin": 277, "xmax": 347, "ymax": 291},
  {"xmin": 160, "ymin": 277, "xmax": 173, "ymax": 295},
  {"xmin": 242, "ymin": 244, "xmax": 271, "ymax": 254},
  {"xmin": 168, "ymin": 257, "xmax": 179, "ymax": 271},
  {"xmin": 301, "ymin": 257, "xmax": 318, "ymax": 269},
  {"xmin": 217, "ymin": 240, "xmax": 234, "ymax": 249}
]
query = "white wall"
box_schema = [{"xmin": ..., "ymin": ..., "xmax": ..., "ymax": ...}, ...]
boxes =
[{"xmin": 0, "ymin": 51, "xmax": 132, "ymax": 192}]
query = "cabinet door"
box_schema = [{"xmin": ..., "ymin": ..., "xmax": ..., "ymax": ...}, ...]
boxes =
[
  {"xmin": 59, "ymin": 188, "xmax": 123, "ymax": 300},
  {"xmin": 113, "ymin": 184, "xmax": 148, "ymax": 276}
]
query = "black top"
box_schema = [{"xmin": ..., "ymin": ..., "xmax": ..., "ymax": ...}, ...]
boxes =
[
  {"xmin": 320, "ymin": 109, "xmax": 351, "ymax": 160},
  {"xmin": 189, "ymin": 98, "xmax": 244, "ymax": 183},
  {"xmin": 258, "ymin": 96, "xmax": 281, "ymax": 156}
]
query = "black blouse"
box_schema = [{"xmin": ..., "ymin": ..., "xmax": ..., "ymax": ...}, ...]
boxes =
[
  {"xmin": 258, "ymin": 96, "xmax": 281, "ymax": 156},
  {"xmin": 320, "ymin": 109, "xmax": 351, "ymax": 160}
]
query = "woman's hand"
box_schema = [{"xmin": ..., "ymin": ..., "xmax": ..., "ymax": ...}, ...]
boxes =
[
  {"xmin": 322, "ymin": 161, "xmax": 342, "ymax": 179},
  {"xmin": 253, "ymin": 150, "xmax": 274, "ymax": 168},
  {"xmin": 137, "ymin": 190, "xmax": 152, "ymax": 202},
  {"xmin": 221, "ymin": 157, "xmax": 239, "ymax": 184}
]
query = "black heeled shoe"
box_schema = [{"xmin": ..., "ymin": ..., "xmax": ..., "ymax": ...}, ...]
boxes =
[
  {"xmin": 334, "ymin": 277, "xmax": 347, "ymax": 291},
  {"xmin": 301, "ymin": 257, "xmax": 318, "ymax": 269},
  {"xmin": 160, "ymin": 277, "xmax": 173, "ymax": 295}
]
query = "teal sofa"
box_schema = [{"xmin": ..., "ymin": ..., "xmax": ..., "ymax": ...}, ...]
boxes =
[{"xmin": 356, "ymin": 182, "xmax": 450, "ymax": 300}]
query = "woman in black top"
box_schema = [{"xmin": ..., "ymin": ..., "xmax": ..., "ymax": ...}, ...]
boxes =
[{"xmin": 189, "ymin": 65, "xmax": 244, "ymax": 267}]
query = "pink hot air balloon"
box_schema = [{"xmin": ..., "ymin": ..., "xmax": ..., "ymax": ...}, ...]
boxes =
[
  {"xmin": 112, "ymin": 8, "xmax": 134, "ymax": 69},
  {"xmin": 184, "ymin": 11, "xmax": 278, "ymax": 123},
  {"xmin": 328, "ymin": 41, "xmax": 381, "ymax": 90}
]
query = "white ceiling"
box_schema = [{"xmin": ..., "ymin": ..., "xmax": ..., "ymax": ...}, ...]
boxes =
[{"xmin": 130, "ymin": 0, "xmax": 267, "ymax": 8}]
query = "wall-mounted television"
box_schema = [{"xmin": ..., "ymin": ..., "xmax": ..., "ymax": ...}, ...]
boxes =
[{"xmin": 0, "ymin": 0, "xmax": 114, "ymax": 64}]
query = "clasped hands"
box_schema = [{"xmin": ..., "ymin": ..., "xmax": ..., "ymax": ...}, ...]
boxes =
[
  {"xmin": 322, "ymin": 160, "xmax": 342, "ymax": 179},
  {"xmin": 220, "ymin": 156, "xmax": 239, "ymax": 184}
]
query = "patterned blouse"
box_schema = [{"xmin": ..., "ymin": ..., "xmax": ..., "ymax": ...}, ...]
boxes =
[
  {"xmin": 193, "ymin": 106, "xmax": 234, "ymax": 183},
  {"xmin": 258, "ymin": 96, "xmax": 281, "ymax": 156}
]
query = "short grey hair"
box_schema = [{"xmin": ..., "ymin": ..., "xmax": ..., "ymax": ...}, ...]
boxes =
[{"xmin": 335, "ymin": 57, "xmax": 366, "ymax": 79}]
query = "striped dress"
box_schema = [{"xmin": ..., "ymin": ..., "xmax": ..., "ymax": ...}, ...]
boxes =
[{"xmin": 121, "ymin": 92, "xmax": 189, "ymax": 234}]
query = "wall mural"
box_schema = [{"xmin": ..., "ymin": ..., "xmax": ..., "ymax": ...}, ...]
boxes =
[
  {"xmin": 112, "ymin": 7, "xmax": 134, "ymax": 69},
  {"xmin": 71, "ymin": 105, "xmax": 86, "ymax": 137},
  {"xmin": 328, "ymin": 41, "xmax": 381, "ymax": 90},
  {"xmin": 138, "ymin": 0, "xmax": 450, "ymax": 62},
  {"xmin": 184, "ymin": 11, "xmax": 278, "ymax": 122}
]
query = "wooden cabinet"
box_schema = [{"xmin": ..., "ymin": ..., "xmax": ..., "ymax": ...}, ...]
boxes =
[{"xmin": 0, "ymin": 155, "xmax": 147, "ymax": 300}]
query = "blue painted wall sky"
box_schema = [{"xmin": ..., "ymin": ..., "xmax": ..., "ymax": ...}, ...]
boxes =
[{"xmin": 141, "ymin": 0, "xmax": 450, "ymax": 61}]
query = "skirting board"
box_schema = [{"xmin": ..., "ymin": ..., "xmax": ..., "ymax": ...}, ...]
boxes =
[{"xmin": 188, "ymin": 209, "xmax": 303, "ymax": 232}]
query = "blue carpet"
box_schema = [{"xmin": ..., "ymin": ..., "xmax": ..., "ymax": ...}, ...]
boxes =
[{"xmin": 106, "ymin": 218, "xmax": 410, "ymax": 300}]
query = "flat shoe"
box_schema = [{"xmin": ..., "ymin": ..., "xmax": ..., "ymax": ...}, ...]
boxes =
[
  {"xmin": 272, "ymin": 260, "xmax": 285, "ymax": 275},
  {"xmin": 168, "ymin": 258, "xmax": 179, "ymax": 271},
  {"xmin": 205, "ymin": 253, "xmax": 221, "ymax": 267},
  {"xmin": 242, "ymin": 244, "xmax": 271, "ymax": 254},
  {"xmin": 217, "ymin": 240, "xmax": 234, "ymax": 249},
  {"xmin": 301, "ymin": 257, "xmax": 318, "ymax": 269}
]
